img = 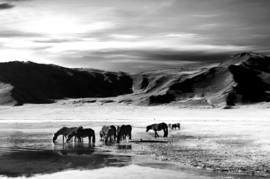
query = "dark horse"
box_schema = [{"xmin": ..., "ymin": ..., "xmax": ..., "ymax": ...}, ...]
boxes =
[
  {"xmin": 146, "ymin": 122, "xmax": 168, "ymax": 138},
  {"xmin": 117, "ymin": 125, "xmax": 132, "ymax": 143},
  {"xmin": 100, "ymin": 125, "xmax": 117, "ymax": 141},
  {"xmin": 66, "ymin": 127, "xmax": 95, "ymax": 143},
  {"xmin": 53, "ymin": 127, "xmax": 79, "ymax": 143},
  {"xmin": 104, "ymin": 127, "xmax": 115, "ymax": 143},
  {"xmin": 171, "ymin": 123, "xmax": 180, "ymax": 130}
]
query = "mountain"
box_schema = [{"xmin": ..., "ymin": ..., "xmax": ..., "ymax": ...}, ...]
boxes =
[
  {"xmin": 222, "ymin": 52, "xmax": 270, "ymax": 105},
  {"xmin": 118, "ymin": 52, "xmax": 270, "ymax": 106},
  {"xmin": 0, "ymin": 52, "xmax": 270, "ymax": 106},
  {"xmin": 0, "ymin": 61, "xmax": 133, "ymax": 105},
  {"xmin": 125, "ymin": 66, "xmax": 234, "ymax": 106}
]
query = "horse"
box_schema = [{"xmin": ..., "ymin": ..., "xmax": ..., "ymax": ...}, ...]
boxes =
[
  {"xmin": 117, "ymin": 125, "xmax": 132, "ymax": 143},
  {"xmin": 146, "ymin": 122, "xmax": 168, "ymax": 138},
  {"xmin": 66, "ymin": 127, "xmax": 95, "ymax": 143},
  {"xmin": 168, "ymin": 123, "xmax": 172, "ymax": 129},
  {"xmin": 104, "ymin": 128, "xmax": 115, "ymax": 143},
  {"xmin": 53, "ymin": 127, "xmax": 80, "ymax": 143},
  {"xmin": 171, "ymin": 123, "xmax": 180, "ymax": 130},
  {"xmin": 100, "ymin": 125, "xmax": 117, "ymax": 141}
]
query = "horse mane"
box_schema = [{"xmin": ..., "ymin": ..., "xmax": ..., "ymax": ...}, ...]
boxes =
[
  {"xmin": 146, "ymin": 124, "xmax": 156, "ymax": 130},
  {"xmin": 54, "ymin": 127, "xmax": 67, "ymax": 136}
]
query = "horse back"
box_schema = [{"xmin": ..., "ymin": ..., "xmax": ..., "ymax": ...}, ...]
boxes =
[
  {"xmin": 126, "ymin": 125, "xmax": 132, "ymax": 133},
  {"xmin": 120, "ymin": 125, "xmax": 132, "ymax": 135},
  {"xmin": 154, "ymin": 123, "xmax": 168, "ymax": 131},
  {"xmin": 77, "ymin": 128, "xmax": 94, "ymax": 137},
  {"xmin": 61, "ymin": 127, "xmax": 77, "ymax": 136},
  {"xmin": 110, "ymin": 125, "xmax": 116, "ymax": 133}
]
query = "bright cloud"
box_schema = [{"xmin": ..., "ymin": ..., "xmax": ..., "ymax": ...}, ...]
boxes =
[{"xmin": 0, "ymin": 0, "xmax": 269, "ymax": 72}]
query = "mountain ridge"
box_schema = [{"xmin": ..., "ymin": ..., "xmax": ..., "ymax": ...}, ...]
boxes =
[{"xmin": 0, "ymin": 52, "xmax": 270, "ymax": 106}]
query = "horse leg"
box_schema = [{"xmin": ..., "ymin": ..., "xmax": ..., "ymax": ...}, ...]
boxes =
[
  {"xmin": 154, "ymin": 130, "xmax": 159, "ymax": 138},
  {"xmin": 62, "ymin": 135, "xmax": 64, "ymax": 143}
]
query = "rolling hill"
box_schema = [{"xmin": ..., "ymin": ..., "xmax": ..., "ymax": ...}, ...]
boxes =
[{"xmin": 0, "ymin": 52, "xmax": 269, "ymax": 107}]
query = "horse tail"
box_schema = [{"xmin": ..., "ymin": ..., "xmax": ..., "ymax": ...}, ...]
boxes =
[
  {"xmin": 92, "ymin": 130, "xmax": 96, "ymax": 143},
  {"xmin": 129, "ymin": 125, "xmax": 132, "ymax": 140},
  {"xmin": 165, "ymin": 124, "xmax": 168, "ymax": 137},
  {"xmin": 92, "ymin": 133, "xmax": 96, "ymax": 143}
]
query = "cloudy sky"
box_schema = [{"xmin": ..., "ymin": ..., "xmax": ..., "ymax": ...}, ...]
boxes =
[{"xmin": 0, "ymin": 0, "xmax": 270, "ymax": 72}]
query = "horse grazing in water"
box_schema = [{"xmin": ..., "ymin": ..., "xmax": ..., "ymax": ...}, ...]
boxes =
[
  {"xmin": 53, "ymin": 127, "xmax": 80, "ymax": 143},
  {"xmin": 66, "ymin": 127, "xmax": 95, "ymax": 143},
  {"xmin": 171, "ymin": 123, "xmax": 180, "ymax": 130},
  {"xmin": 104, "ymin": 128, "xmax": 115, "ymax": 143},
  {"xmin": 100, "ymin": 125, "xmax": 117, "ymax": 141},
  {"xmin": 117, "ymin": 125, "xmax": 132, "ymax": 143},
  {"xmin": 146, "ymin": 123, "xmax": 168, "ymax": 138}
]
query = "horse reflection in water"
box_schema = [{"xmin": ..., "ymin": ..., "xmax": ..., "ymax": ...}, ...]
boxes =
[
  {"xmin": 117, "ymin": 145, "xmax": 132, "ymax": 150},
  {"xmin": 53, "ymin": 142, "xmax": 95, "ymax": 156}
]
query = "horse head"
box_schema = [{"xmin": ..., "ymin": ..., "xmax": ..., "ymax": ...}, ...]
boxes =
[
  {"xmin": 99, "ymin": 131, "xmax": 103, "ymax": 139},
  {"xmin": 77, "ymin": 126, "xmax": 83, "ymax": 131},
  {"xmin": 146, "ymin": 125, "xmax": 152, "ymax": 132},
  {"xmin": 66, "ymin": 129, "xmax": 76, "ymax": 142},
  {"xmin": 66, "ymin": 134, "xmax": 73, "ymax": 142},
  {"xmin": 52, "ymin": 134, "xmax": 58, "ymax": 143}
]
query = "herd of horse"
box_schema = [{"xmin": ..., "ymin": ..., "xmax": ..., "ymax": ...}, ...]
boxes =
[{"xmin": 52, "ymin": 122, "xmax": 180, "ymax": 143}]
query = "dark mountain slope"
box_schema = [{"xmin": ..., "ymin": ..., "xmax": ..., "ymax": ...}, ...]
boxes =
[
  {"xmin": 224, "ymin": 53, "xmax": 270, "ymax": 105},
  {"xmin": 0, "ymin": 61, "xmax": 133, "ymax": 105}
]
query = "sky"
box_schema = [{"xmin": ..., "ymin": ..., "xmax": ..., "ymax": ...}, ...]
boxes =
[{"xmin": 0, "ymin": 0, "xmax": 270, "ymax": 73}]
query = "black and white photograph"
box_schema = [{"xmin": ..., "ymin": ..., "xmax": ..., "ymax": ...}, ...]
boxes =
[{"xmin": 0, "ymin": 0, "xmax": 270, "ymax": 178}]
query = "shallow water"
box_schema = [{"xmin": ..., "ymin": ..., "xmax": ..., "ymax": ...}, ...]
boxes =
[{"xmin": 0, "ymin": 127, "xmax": 264, "ymax": 179}]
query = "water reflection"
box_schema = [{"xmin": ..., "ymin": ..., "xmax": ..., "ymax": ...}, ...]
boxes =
[
  {"xmin": 117, "ymin": 144, "xmax": 132, "ymax": 150},
  {"xmin": 0, "ymin": 132, "xmax": 132, "ymax": 177},
  {"xmin": 53, "ymin": 142, "xmax": 95, "ymax": 155}
]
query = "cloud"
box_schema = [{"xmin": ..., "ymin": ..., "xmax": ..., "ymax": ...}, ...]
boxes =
[
  {"xmin": 88, "ymin": 49, "xmax": 233, "ymax": 64},
  {"xmin": 109, "ymin": 34, "xmax": 141, "ymax": 40},
  {"xmin": 0, "ymin": 3, "xmax": 14, "ymax": 9},
  {"xmin": 54, "ymin": 48, "xmax": 242, "ymax": 73},
  {"xmin": 3, "ymin": 0, "xmax": 31, "ymax": 1},
  {"xmin": 163, "ymin": 33, "xmax": 197, "ymax": 38},
  {"xmin": 0, "ymin": 30, "xmax": 41, "ymax": 38}
]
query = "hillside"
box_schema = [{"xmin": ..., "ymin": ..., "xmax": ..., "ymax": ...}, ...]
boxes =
[
  {"xmin": 117, "ymin": 52, "xmax": 270, "ymax": 106},
  {"xmin": 0, "ymin": 61, "xmax": 133, "ymax": 105},
  {"xmin": 0, "ymin": 52, "xmax": 270, "ymax": 106}
]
